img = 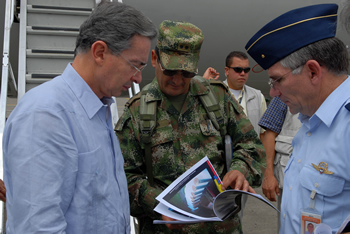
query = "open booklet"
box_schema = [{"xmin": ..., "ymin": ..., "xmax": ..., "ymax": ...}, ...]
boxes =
[
  {"xmin": 336, "ymin": 214, "xmax": 350, "ymax": 234},
  {"xmin": 153, "ymin": 156, "xmax": 279, "ymax": 224}
]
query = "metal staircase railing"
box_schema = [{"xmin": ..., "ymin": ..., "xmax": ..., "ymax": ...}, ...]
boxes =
[{"xmin": 0, "ymin": 0, "xmax": 17, "ymax": 230}]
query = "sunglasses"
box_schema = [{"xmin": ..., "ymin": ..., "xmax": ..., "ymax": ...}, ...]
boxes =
[
  {"xmin": 158, "ymin": 60, "xmax": 197, "ymax": 78},
  {"xmin": 227, "ymin": 66, "xmax": 250, "ymax": 73}
]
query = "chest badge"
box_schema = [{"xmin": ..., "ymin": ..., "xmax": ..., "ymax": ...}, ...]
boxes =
[{"xmin": 312, "ymin": 162, "xmax": 334, "ymax": 175}]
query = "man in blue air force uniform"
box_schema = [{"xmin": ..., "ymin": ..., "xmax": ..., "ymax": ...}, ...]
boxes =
[{"xmin": 245, "ymin": 4, "xmax": 350, "ymax": 233}]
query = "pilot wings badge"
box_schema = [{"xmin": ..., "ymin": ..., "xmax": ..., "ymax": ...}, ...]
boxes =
[{"xmin": 312, "ymin": 162, "xmax": 334, "ymax": 175}]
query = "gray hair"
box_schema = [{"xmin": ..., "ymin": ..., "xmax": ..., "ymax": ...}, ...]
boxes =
[
  {"xmin": 75, "ymin": 1, "xmax": 158, "ymax": 56},
  {"xmin": 280, "ymin": 37, "xmax": 349, "ymax": 76}
]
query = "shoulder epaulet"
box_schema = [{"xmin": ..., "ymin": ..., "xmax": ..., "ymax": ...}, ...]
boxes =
[
  {"xmin": 139, "ymin": 83, "xmax": 156, "ymax": 186},
  {"xmin": 193, "ymin": 77, "xmax": 227, "ymax": 137},
  {"xmin": 125, "ymin": 92, "xmax": 141, "ymax": 108},
  {"xmin": 345, "ymin": 102, "xmax": 350, "ymax": 111}
]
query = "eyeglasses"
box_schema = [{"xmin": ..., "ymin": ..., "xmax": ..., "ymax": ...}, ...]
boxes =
[
  {"xmin": 119, "ymin": 53, "xmax": 147, "ymax": 77},
  {"xmin": 227, "ymin": 66, "xmax": 250, "ymax": 73},
  {"xmin": 158, "ymin": 60, "xmax": 197, "ymax": 78},
  {"xmin": 268, "ymin": 64, "xmax": 304, "ymax": 89},
  {"xmin": 268, "ymin": 70, "xmax": 292, "ymax": 89}
]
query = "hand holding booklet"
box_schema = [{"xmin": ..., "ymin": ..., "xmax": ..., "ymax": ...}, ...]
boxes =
[{"xmin": 153, "ymin": 156, "xmax": 279, "ymax": 224}]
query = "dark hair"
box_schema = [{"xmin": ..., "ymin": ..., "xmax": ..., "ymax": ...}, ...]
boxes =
[
  {"xmin": 75, "ymin": 1, "xmax": 157, "ymax": 56},
  {"xmin": 280, "ymin": 37, "xmax": 349, "ymax": 76},
  {"xmin": 225, "ymin": 51, "xmax": 248, "ymax": 67}
]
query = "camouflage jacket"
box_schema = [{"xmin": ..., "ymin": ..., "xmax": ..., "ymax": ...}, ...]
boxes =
[{"xmin": 115, "ymin": 77, "xmax": 266, "ymax": 234}]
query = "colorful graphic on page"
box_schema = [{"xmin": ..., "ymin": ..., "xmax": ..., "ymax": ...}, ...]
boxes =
[{"xmin": 158, "ymin": 157, "xmax": 223, "ymax": 220}]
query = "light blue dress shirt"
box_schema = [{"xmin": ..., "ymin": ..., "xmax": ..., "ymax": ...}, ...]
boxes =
[
  {"xmin": 3, "ymin": 64, "xmax": 130, "ymax": 233},
  {"xmin": 279, "ymin": 76, "xmax": 350, "ymax": 233}
]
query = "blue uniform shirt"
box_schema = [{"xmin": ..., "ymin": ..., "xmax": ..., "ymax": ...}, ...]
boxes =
[
  {"xmin": 3, "ymin": 64, "xmax": 130, "ymax": 233},
  {"xmin": 280, "ymin": 76, "xmax": 350, "ymax": 233}
]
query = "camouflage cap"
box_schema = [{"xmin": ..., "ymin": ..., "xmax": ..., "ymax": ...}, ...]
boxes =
[{"xmin": 157, "ymin": 20, "xmax": 204, "ymax": 73}]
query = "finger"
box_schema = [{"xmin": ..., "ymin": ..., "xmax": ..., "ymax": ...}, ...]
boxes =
[
  {"xmin": 222, "ymin": 171, "xmax": 245, "ymax": 190},
  {"xmin": 248, "ymin": 186, "xmax": 256, "ymax": 194},
  {"xmin": 269, "ymin": 192, "xmax": 276, "ymax": 202},
  {"xmin": 275, "ymin": 186, "xmax": 280, "ymax": 197},
  {"xmin": 263, "ymin": 190, "xmax": 268, "ymax": 197},
  {"xmin": 241, "ymin": 180, "xmax": 250, "ymax": 192},
  {"xmin": 262, "ymin": 184, "xmax": 267, "ymax": 195},
  {"xmin": 0, "ymin": 194, "xmax": 6, "ymax": 203},
  {"xmin": 234, "ymin": 176, "xmax": 244, "ymax": 190},
  {"xmin": 222, "ymin": 173, "xmax": 236, "ymax": 190}
]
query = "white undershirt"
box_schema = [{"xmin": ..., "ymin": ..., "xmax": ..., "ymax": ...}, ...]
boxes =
[{"xmin": 229, "ymin": 88, "xmax": 242, "ymax": 102}]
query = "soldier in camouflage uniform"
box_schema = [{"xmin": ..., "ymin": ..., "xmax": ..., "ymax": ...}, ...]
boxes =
[{"xmin": 115, "ymin": 20, "xmax": 266, "ymax": 234}]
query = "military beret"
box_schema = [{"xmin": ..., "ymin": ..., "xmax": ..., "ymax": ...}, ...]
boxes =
[
  {"xmin": 245, "ymin": 4, "xmax": 338, "ymax": 70},
  {"xmin": 156, "ymin": 20, "xmax": 204, "ymax": 73}
]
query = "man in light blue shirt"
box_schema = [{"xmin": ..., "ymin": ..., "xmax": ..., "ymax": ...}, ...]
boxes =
[
  {"xmin": 246, "ymin": 4, "xmax": 350, "ymax": 233},
  {"xmin": 2, "ymin": 2, "xmax": 157, "ymax": 233}
]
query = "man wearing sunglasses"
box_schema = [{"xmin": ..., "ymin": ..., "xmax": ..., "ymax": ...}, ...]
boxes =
[
  {"xmin": 223, "ymin": 51, "xmax": 267, "ymax": 142},
  {"xmin": 116, "ymin": 20, "xmax": 266, "ymax": 234},
  {"xmin": 246, "ymin": 4, "xmax": 350, "ymax": 233}
]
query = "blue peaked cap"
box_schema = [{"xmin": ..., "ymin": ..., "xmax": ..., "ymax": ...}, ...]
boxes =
[{"xmin": 245, "ymin": 4, "xmax": 338, "ymax": 70}]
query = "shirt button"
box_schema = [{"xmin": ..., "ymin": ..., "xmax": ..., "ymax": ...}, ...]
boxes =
[
  {"xmin": 307, "ymin": 132, "xmax": 312, "ymax": 136},
  {"xmin": 298, "ymin": 159, "xmax": 301, "ymax": 163},
  {"xmin": 290, "ymin": 186, "xmax": 293, "ymax": 190},
  {"xmin": 314, "ymin": 183, "xmax": 319, "ymax": 188},
  {"xmin": 283, "ymin": 214, "xmax": 286, "ymax": 218}
]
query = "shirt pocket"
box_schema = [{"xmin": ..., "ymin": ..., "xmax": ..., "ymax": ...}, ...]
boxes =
[
  {"xmin": 148, "ymin": 120, "xmax": 175, "ymax": 160},
  {"xmin": 150, "ymin": 119, "xmax": 174, "ymax": 146},
  {"xmin": 78, "ymin": 147, "xmax": 100, "ymax": 174},
  {"xmin": 148, "ymin": 122, "xmax": 177, "ymax": 178},
  {"xmin": 300, "ymin": 165, "xmax": 345, "ymax": 228},
  {"xmin": 275, "ymin": 135, "xmax": 293, "ymax": 158},
  {"xmin": 300, "ymin": 165, "xmax": 344, "ymax": 197},
  {"xmin": 274, "ymin": 136, "xmax": 293, "ymax": 168}
]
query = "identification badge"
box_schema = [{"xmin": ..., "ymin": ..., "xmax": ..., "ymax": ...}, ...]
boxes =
[
  {"xmin": 301, "ymin": 210, "xmax": 321, "ymax": 234},
  {"xmin": 301, "ymin": 189, "xmax": 322, "ymax": 234}
]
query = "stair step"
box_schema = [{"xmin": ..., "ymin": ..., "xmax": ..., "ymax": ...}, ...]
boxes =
[
  {"xmin": 26, "ymin": 56, "xmax": 72, "ymax": 74},
  {"xmin": 31, "ymin": 49, "xmax": 74, "ymax": 54},
  {"xmin": 27, "ymin": 7, "xmax": 89, "ymax": 28},
  {"xmin": 27, "ymin": 32, "xmax": 76, "ymax": 51},
  {"xmin": 26, "ymin": 73, "xmax": 60, "ymax": 81},
  {"xmin": 25, "ymin": 78, "xmax": 51, "ymax": 92},
  {"xmin": 27, "ymin": 26, "xmax": 79, "ymax": 36},
  {"xmin": 32, "ymin": 5, "xmax": 92, "ymax": 12},
  {"xmin": 28, "ymin": 0, "xmax": 95, "ymax": 9},
  {"xmin": 17, "ymin": 0, "xmax": 96, "ymax": 95},
  {"xmin": 27, "ymin": 49, "xmax": 74, "ymax": 58},
  {"xmin": 25, "ymin": 74, "xmax": 61, "ymax": 92},
  {"xmin": 28, "ymin": 5, "xmax": 92, "ymax": 16}
]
